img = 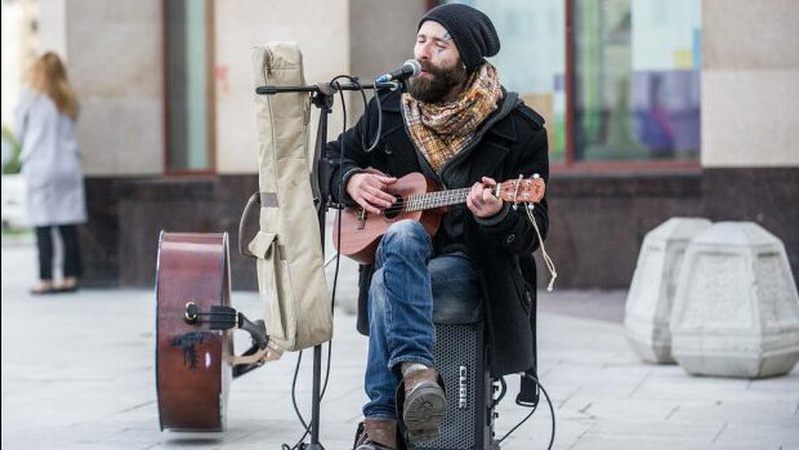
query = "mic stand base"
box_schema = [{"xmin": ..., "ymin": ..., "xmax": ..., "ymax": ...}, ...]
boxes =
[{"xmin": 300, "ymin": 444, "xmax": 326, "ymax": 450}]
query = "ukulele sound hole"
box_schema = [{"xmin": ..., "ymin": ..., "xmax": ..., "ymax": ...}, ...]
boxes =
[{"xmin": 384, "ymin": 194, "xmax": 403, "ymax": 220}]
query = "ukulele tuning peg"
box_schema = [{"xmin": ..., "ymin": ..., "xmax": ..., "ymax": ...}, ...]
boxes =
[
  {"xmin": 512, "ymin": 203, "xmax": 519, "ymax": 211},
  {"xmin": 532, "ymin": 173, "xmax": 540, "ymax": 179}
]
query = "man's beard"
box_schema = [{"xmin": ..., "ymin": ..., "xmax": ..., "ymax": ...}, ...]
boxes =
[{"xmin": 408, "ymin": 60, "xmax": 468, "ymax": 104}]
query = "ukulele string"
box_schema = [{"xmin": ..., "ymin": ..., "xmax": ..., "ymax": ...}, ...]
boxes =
[
  {"xmin": 376, "ymin": 188, "xmax": 472, "ymax": 216},
  {"xmin": 380, "ymin": 199, "xmax": 408, "ymax": 215}
]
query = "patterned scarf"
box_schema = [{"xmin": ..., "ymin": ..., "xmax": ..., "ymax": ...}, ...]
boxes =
[{"xmin": 401, "ymin": 63, "xmax": 502, "ymax": 172}]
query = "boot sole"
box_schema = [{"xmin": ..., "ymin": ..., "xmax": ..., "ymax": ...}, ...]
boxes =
[{"xmin": 403, "ymin": 382, "xmax": 447, "ymax": 443}]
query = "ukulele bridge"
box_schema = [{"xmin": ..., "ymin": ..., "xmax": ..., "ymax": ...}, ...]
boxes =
[{"xmin": 356, "ymin": 208, "xmax": 367, "ymax": 230}]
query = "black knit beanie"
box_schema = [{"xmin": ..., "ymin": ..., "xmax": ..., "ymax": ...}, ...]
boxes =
[{"xmin": 418, "ymin": 4, "xmax": 500, "ymax": 71}]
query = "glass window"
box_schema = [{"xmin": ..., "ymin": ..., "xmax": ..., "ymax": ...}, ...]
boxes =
[
  {"xmin": 441, "ymin": 0, "xmax": 701, "ymax": 166},
  {"xmin": 573, "ymin": 0, "xmax": 701, "ymax": 162},
  {"xmin": 165, "ymin": 0, "xmax": 212, "ymax": 172},
  {"xmin": 443, "ymin": 0, "xmax": 567, "ymax": 161}
]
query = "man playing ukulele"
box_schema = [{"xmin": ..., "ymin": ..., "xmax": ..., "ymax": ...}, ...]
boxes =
[{"xmin": 326, "ymin": 5, "xmax": 550, "ymax": 449}]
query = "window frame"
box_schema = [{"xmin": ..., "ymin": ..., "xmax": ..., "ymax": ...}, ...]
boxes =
[
  {"xmin": 431, "ymin": 0, "xmax": 701, "ymax": 174},
  {"xmin": 560, "ymin": 0, "xmax": 700, "ymax": 173},
  {"xmin": 161, "ymin": 0, "xmax": 216, "ymax": 177}
]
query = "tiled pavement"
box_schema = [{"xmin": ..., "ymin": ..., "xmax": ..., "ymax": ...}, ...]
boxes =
[{"xmin": 2, "ymin": 237, "xmax": 797, "ymax": 449}]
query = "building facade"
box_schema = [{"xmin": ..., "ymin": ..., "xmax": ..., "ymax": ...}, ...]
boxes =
[{"xmin": 28, "ymin": 0, "xmax": 798, "ymax": 290}]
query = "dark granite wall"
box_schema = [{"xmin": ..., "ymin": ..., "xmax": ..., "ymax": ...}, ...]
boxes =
[
  {"xmin": 538, "ymin": 171, "xmax": 704, "ymax": 288},
  {"xmin": 81, "ymin": 175, "xmax": 260, "ymax": 291},
  {"xmin": 702, "ymin": 168, "xmax": 799, "ymax": 282}
]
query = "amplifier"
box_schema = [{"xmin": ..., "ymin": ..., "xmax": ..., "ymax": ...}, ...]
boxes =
[{"xmin": 411, "ymin": 321, "xmax": 497, "ymax": 450}]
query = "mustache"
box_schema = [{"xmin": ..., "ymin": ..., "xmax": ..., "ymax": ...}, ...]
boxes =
[{"xmin": 418, "ymin": 60, "xmax": 451, "ymax": 77}]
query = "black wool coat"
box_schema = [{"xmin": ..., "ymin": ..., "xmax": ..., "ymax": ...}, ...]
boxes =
[{"xmin": 325, "ymin": 87, "xmax": 550, "ymax": 377}]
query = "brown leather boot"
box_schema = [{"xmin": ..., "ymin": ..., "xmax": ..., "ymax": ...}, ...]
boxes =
[
  {"xmin": 398, "ymin": 368, "xmax": 447, "ymax": 444},
  {"xmin": 353, "ymin": 418, "xmax": 398, "ymax": 450}
]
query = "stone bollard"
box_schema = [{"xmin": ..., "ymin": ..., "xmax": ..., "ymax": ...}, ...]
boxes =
[
  {"xmin": 670, "ymin": 221, "xmax": 799, "ymax": 378},
  {"xmin": 625, "ymin": 218, "xmax": 712, "ymax": 363}
]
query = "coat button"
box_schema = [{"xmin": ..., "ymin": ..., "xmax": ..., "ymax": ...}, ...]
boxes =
[{"xmin": 505, "ymin": 234, "xmax": 516, "ymax": 244}]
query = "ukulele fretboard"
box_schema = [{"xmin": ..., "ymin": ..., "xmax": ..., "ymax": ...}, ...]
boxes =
[{"xmin": 404, "ymin": 186, "xmax": 500, "ymax": 212}]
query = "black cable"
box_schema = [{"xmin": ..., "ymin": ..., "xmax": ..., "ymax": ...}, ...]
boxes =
[
  {"xmin": 497, "ymin": 373, "xmax": 556, "ymax": 449},
  {"xmin": 498, "ymin": 403, "xmax": 537, "ymax": 446},
  {"xmin": 282, "ymin": 350, "xmax": 310, "ymax": 450},
  {"xmin": 363, "ymin": 87, "xmax": 383, "ymax": 153},
  {"xmin": 281, "ymin": 341, "xmax": 336, "ymax": 450},
  {"xmin": 492, "ymin": 376, "xmax": 507, "ymax": 409}
]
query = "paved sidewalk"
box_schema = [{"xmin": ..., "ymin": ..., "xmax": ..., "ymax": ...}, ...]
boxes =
[{"xmin": 2, "ymin": 237, "xmax": 798, "ymax": 449}]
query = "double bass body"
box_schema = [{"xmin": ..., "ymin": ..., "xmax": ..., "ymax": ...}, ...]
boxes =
[{"xmin": 155, "ymin": 232, "xmax": 234, "ymax": 431}]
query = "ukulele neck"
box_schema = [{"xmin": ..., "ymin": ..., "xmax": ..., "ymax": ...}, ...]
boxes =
[{"xmin": 404, "ymin": 187, "xmax": 493, "ymax": 212}]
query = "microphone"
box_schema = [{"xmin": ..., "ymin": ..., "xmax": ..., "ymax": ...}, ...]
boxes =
[{"xmin": 375, "ymin": 59, "xmax": 421, "ymax": 83}]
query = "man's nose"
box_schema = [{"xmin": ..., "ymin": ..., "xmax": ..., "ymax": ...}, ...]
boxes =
[{"xmin": 416, "ymin": 43, "xmax": 432, "ymax": 61}]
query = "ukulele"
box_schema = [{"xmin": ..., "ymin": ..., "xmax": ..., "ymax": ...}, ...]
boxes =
[{"xmin": 332, "ymin": 172, "xmax": 546, "ymax": 264}]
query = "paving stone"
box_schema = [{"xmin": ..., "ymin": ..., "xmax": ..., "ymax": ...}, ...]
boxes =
[{"xmin": 3, "ymin": 242, "xmax": 798, "ymax": 450}]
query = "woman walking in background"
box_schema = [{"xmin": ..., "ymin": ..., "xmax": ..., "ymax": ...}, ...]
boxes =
[{"xmin": 14, "ymin": 52, "xmax": 86, "ymax": 294}]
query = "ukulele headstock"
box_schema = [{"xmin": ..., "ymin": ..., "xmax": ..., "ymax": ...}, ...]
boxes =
[{"xmin": 496, "ymin": 175, "xmax": 546, "ymax": 204}]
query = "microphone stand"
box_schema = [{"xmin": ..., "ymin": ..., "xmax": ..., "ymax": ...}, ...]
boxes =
[{"xmin": 255, "ymin": 80, "xmax": 398, "ymax": 450}]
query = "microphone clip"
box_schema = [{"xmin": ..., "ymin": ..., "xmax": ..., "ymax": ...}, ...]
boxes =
[{"xmin": 374, "ymin": 81, "xmax": 402, "ymax": 91}]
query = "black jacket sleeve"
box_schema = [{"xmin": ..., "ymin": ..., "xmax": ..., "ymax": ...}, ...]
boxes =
[
  {"xmin": 474, "ymin": 108, "xmax": 550, "ymax": 257},
  {"xmin": 325, "ymin": 96, "xmax": 382, "ymax": 207}
]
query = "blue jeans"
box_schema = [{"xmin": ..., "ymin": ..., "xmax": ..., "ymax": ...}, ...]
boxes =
[{"xmin": 363, "ymin": 219, "xmax": 480, "ymax": 420}]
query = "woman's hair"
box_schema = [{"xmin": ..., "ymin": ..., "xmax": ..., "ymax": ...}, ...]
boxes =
[{"xmin": 27, "ymin": 51, "xmax": 78, "ymax": 119}]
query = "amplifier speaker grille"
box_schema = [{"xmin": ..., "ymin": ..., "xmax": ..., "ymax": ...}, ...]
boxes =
[{"xmin": 411, "ymin": 322, "xmax": 491, "ymax": 450}]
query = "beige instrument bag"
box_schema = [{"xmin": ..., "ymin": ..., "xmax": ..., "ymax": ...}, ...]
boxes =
[{"xmin": 245, "ymin": 42, "xmax": 332, "ymax": 352}]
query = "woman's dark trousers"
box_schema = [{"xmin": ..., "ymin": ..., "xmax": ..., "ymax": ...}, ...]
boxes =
[{"xmin": 35, "ymin": 225, "xmax": 82, "ymax": 280}]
